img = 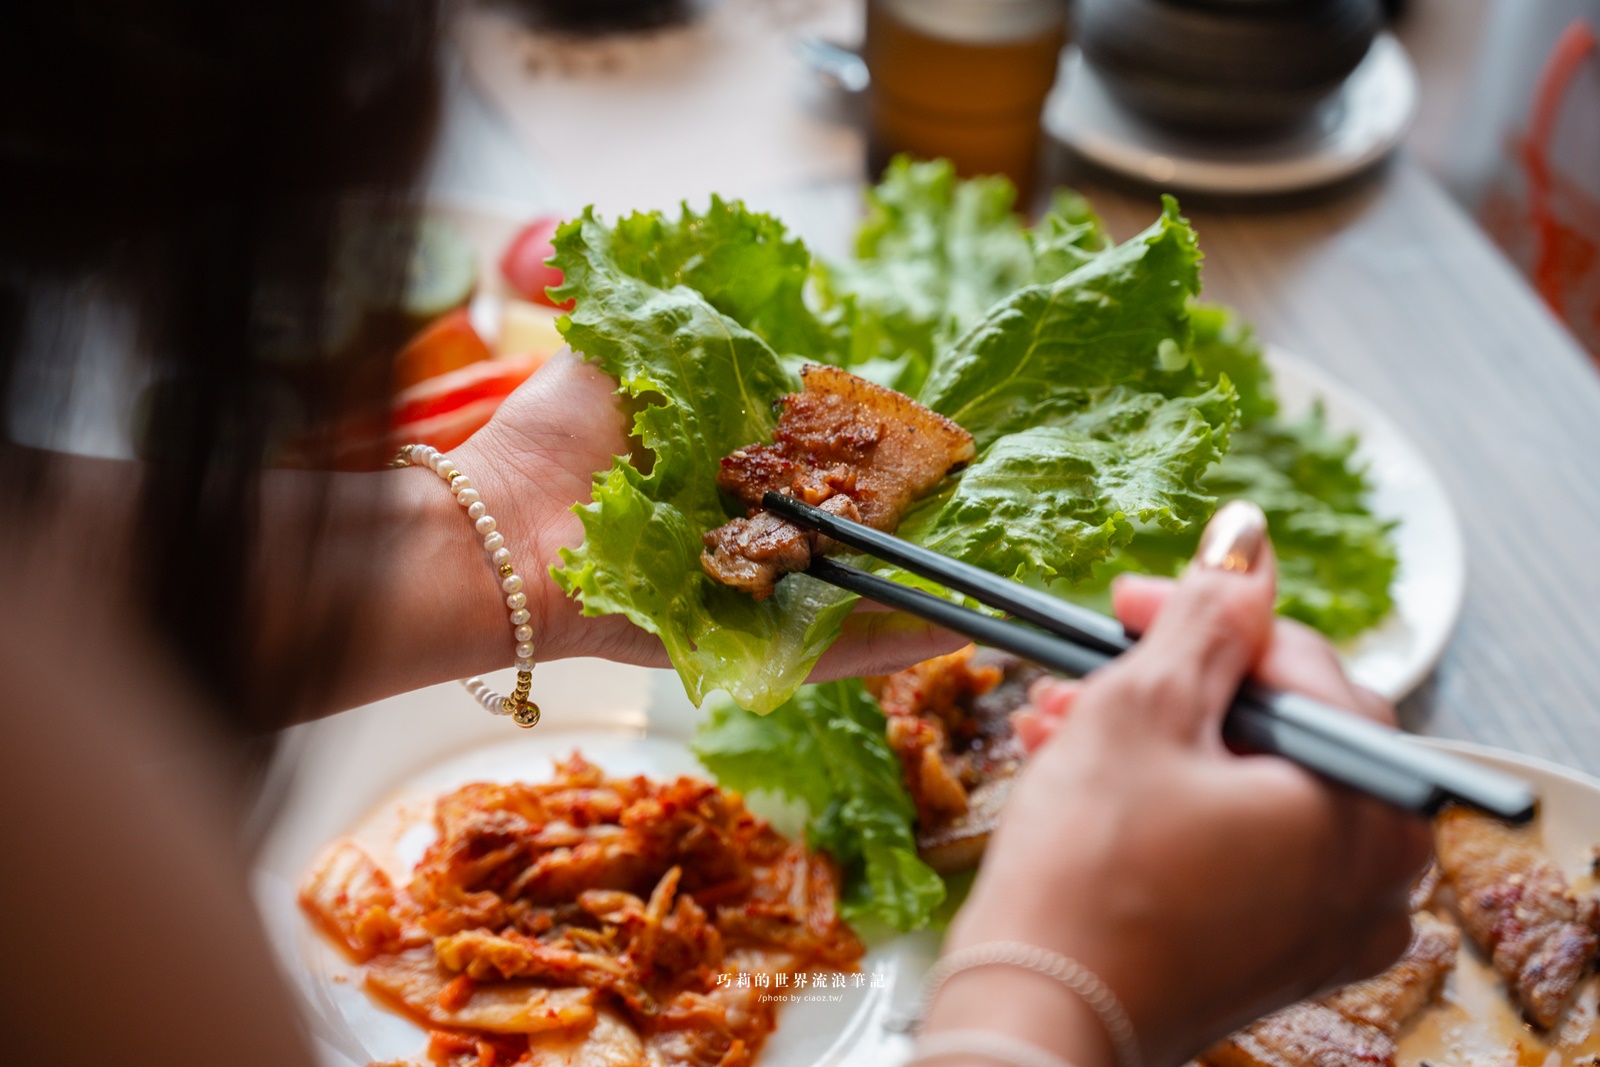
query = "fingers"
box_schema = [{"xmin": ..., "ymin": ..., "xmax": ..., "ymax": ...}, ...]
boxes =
[
  {"xmin": 1256, "ymin": 617, "xmax": 1395, "ymax": 725},
  {"xmin": 1111, "ymin": 548, "xmax": 1391, "ymax": 729},
  {"xmin": 809, "ymin": 612, "xmax": 966, "ymax": 682},
  {"xmin": 1110, "ymin": 572, "xmax": 1172, "ymax": 637},
  {"xmin": 1012, "ymin": 678, "xmax": 1081, "ymax": 752},
  {"xmin": 1095, "ymin": 502, "xmax": 1278, "ymax": 740}
]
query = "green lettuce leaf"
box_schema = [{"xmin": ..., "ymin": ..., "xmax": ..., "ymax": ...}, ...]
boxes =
[
  {"xmin": 810, "ymin": 158, "xmax": 1036, "ymax": 393},
  {"xmin": 919, "ymin": 197, "xmax": 1202, "ymax": 449},
  {"xmin": 1070, "ymin": 305, "xmax": 1398, "ymax": 639},
  {"xmin": 693, "ymin": 679, "xmax": 946, "ymax": 931},
  {"xmin": 552, "ymin": 195, "xmax": 1219, "ymax": 714},
  {"xmin": 901, "ymin": 382, "xmax": 1235, "ymax": 586},
  {"xmin": 549, "ymin": 207, "xmax": 855, "ymax": 713}
]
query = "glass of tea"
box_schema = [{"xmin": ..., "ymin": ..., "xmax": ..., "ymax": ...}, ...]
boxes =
[{"xmin": 863, "ymin": 0, "xmax": 1070, "ymax": 201}]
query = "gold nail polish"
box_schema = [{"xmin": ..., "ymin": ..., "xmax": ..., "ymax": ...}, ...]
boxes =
[{"xmin": 1196, "ymin": 499, "xmax": 1267, "ymax": 573}]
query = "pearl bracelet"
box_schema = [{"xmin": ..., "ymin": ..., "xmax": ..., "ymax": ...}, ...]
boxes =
[
  {"xmin": 393, "ymin": 443, "xmax": 539, "ymax": 728},
  {"xmin": 902, "ymin": 942, "xmax": 1140, "ymax": 1067}
]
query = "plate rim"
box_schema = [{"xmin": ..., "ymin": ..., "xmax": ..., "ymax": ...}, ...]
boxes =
[
  {"xmin": 1263, "ymin": 346, "xmax": 1467, "ymax": 702},
  {"xmin": 1046, "ymin": 34, "xmax": 1419, "ymax": 195}
]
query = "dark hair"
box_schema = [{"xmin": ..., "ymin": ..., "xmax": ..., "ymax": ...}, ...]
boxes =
[{"xmin": 0, "ymin": 0, "xmax": 441, "ymax": 733}]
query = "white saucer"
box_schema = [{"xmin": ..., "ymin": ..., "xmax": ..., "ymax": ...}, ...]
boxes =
[{"xmin": 1044, "ymin": 33, "xmax": 1418, "ymax": 195}]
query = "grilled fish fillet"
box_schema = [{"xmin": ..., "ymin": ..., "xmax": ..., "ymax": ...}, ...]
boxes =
[
  {"xmin": 702, "ymin": 365, "xmax": 974, "ymax": 599},
  {"xmin": 1201, "ymin": 913, "xmax": 1459, "ymax": 1067},
  {"xmin": 1434, "ymin": 805, "xmax": 1600, "ymax": 1028}
]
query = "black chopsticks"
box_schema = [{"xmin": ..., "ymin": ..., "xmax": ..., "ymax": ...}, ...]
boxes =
[{"xmin": 766, "ymin": 492, "xmax": 1536, "ymax": 822}]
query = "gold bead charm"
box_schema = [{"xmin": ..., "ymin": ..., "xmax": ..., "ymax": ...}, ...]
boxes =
[{"xmin": 513, "ymin": 701, "xmax": 541, "ymax": 728}]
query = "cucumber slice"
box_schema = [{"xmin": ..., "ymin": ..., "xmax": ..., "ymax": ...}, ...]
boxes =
[
  {"xmin": 341, "ymin": 215, "xmax": 478, "ymax": 325},
  {"xmin": 401, "ymin": 217, "xmax": 478, "ymax": 323}
]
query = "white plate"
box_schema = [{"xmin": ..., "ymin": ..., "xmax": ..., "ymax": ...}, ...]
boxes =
[
  {"xmin": 1044, "ymin": 35, "xmax": 1418, "ymax": 195},
  {"xmin": 259, "ymin": 709, "xmax": 1595, "ymax": 1067},
  {"xmin": 1267, "ymin": 348, "xmax": 1466, "ymax": 702},
  {"xmin": 255, "ymin": 682, "xmax": 933, "ymax": 1067}
]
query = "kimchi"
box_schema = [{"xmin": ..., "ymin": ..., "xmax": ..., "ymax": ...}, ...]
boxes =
[{"xmin": 300, "ymin": 755, "xmax": 864, "ymax": 1067}]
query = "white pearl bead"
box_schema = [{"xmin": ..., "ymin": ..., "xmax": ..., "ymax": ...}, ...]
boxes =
[
  {"xmin": 475, "ymin": 515, "xmax": 497, "ymax": 536},
  {"xmin": 483, "ymin": 532, "xmax": 505, "ymax": 552},
  {"xmin": 467, "ymin": 501, "xmax": 487, "ymax": 521},
  {"xmin": 501, "ymin": 574, "xmax": 523, "ymax": 594},
  {"xmin": 514, "ymin": 625, "xmax": 533, "ymax": 642},
  {"xmin": 510, "ymin": 608, "xmax": 530, "ymax": 625},
  {"xmin": 492, "ymin": 548, "xmax": 512, "ymax": 568},
  {"xmin": 516, "ymin": 641, "xmax": 535, "ymax": 660},
  {"xmin": 514, "ymin": 658, "xmax": 534, "ymax": 672},
  {"xmin": 452, "ymin": 477, "xmax": 473, "ymax": 494},
  {"xmin": 456, "ymin": 487, "xmax": 480, "ymax": 507},
  {"xmin": 506, "ymin": 592, "xmax": 527, "ymax": 610},
  {"xmin": 432, "ymin": 454, "xmax": 453, "ymax": 474}
]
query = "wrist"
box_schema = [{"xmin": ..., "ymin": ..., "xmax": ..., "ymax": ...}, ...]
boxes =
[{"xmin": 920, "ymin": 965, "xmax": 1118, "ymax": 1067}]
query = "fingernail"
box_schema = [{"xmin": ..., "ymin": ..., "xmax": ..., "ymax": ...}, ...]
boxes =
[{"xmin": 1196, "ymin": 499, "xmax": 1267, "ymax": 573}]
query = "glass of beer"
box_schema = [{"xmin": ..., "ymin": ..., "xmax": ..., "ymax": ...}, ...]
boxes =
[{"xmin": 863, "ymin": 0, "xmax": 1070, "ymax": 202}]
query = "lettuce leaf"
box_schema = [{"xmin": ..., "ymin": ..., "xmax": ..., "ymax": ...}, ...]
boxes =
[
  {"xmin": 551, "ymin": 194, "xmax": 1219, "ymax": 714},
  {"xmin": 901, "ymin": 382, "xmax": 1235, "ymax": 586},
  {"xmin": 919, "ymin": 197, "xmax": 1202, "ymax": 449},
  {"xmin": 810, "ymin": 158, "xmax": 1037, "ymax": 393},
  {"xmin": 693, "ymin": 679, "xmax": 945, "ymax": 931},
  {"xmin": 1069, "ymin": 304, "xmax": 1398, "ymax": 639},
  {"xmin": 549, "ymin": 207, "xmax": 856, "ymax": 712}
]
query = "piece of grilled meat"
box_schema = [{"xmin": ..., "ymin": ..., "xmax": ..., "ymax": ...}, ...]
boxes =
[
  {"xmin": 701, "ymin": 365, "xmax": 975, "ymax": 600},
  {"xmin": 1201, "ymin": 912, "xmax": 1459, "ymax": 1067},
  {"xmin": 871, "ymin": 647, "xmax": 1041, "ymax": 874},
  {"xmin": 1434, "ymin": 805, "xmax": 1600, "ymax": 1029}
]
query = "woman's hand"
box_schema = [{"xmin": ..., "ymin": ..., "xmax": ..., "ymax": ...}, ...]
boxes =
[
  {"xmin": 451, "ymin": 351, "xmax": 960, "ymax": 676},
  {"xmin": 925, "ymin": 501, "xmax": 1433, "ymax": 1067}
]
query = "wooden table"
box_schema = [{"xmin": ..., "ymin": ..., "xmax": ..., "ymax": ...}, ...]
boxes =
[{"xmin": 1061, "ymin": 154, "xmax": 1600, "ymax": 773}]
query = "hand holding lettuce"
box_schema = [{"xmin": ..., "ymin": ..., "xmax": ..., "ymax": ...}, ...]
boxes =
[{"xmin": 549, "ymin": 159, "xmax": 1398, "ymax": 930}]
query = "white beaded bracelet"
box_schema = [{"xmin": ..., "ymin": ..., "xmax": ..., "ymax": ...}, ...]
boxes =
[
  {"xmin": 909, "ymin": 942, "xmax": 1140, "ymax": 1067},
  {"xmin": 908, "ymin": 1029, "xmax": 1077, "ymax": 1067},
  {"xmin": 393, "ymin": 443, "xmax": 539, "ymax": 728}
]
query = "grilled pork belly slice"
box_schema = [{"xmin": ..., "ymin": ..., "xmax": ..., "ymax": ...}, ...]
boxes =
[
  {"xmin": 1434, "ymin": 805, "xmax": 1600, "ymax": 1029},
  {"xmin": 702, "ymin": 365, "xmax": 975, "ymax": 599},
  {"xmin": 871, "ymin": 647, "xmax": 1041, "ymax": 873},
  {"xmin": 1201, "ymin": 913, "xmax": 1459, "ymax": 1067}
]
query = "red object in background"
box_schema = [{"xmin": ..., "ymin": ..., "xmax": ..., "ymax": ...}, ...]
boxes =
[
  {"xmin": 1477, "ymin": 17, "xmax": 1600, "ymax": 364},
  {"xmin": 394, "ymin": 308, "xmax": 494, "ymax": 390},
  {"xmin": 391, "ymin": 357, "xmax": 541, "ymax": 452},
  {"xmin": 499, "ymin": 216, "xmax": 574, "ymax": 310}
]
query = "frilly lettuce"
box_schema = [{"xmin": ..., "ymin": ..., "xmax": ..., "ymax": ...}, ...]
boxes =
[
  {"xmin": 549, "ymin": 161, "xmax": 1394, "ymax": 931},
  {"xmin": 550, "ymin": 183, "xmax": 1229, "ymax": 714},
  {"xmin": 692, "ymin": 679, "xmax": 945, "ymax": 931}
]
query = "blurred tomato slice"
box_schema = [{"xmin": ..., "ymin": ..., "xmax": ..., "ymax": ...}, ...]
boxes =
[
  {"xmin": 499, "ymin": 215, "xmax": 573, "ymax": 310},
  {"xmin": 391, "ymin": 356, "xmax": 542, "ymax": 452},
  {"xmin": 394, "ymin": 308, "xmax": 493, "ymax": 390}
]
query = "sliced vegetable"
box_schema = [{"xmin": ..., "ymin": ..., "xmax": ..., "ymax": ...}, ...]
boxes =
[
  {"xmin": 342, "ymin": 215, "xmax": 479, "ymax": 327},
  {"xmin": 391, "ymin": 356, "xmax": 540, "ymax": 452},
  {"xmin": 393, "ymin": 308, "xmax": 493, "ymax": 390},
  {"xmin": 500, "ymin": 215, "xmax": 573, "ymax": 310}
]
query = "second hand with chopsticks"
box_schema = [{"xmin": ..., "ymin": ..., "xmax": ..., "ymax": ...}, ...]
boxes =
[{"xmin": 763, "ymin": 492, "xmax": 1535, "ymax": 823}]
